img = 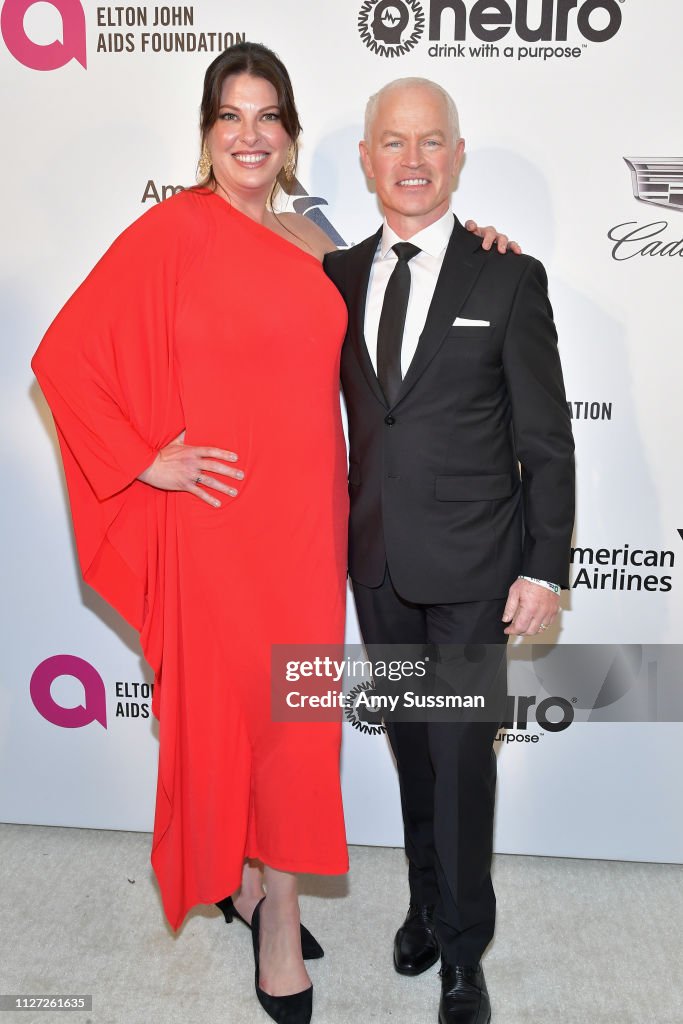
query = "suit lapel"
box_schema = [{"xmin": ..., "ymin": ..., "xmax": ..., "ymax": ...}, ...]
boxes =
[
  {"xmin": 394, "ymin": 215, "xmax": 486, "ymax": 406},
  {"xmin": 346, "ymin": 227, "xmax": 387, "ymax": 408}
]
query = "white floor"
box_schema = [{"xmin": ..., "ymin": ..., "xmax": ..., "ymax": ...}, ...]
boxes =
[{"xmin": 1, "ymin": 823, "xmax": 681, "ymax": 1024}]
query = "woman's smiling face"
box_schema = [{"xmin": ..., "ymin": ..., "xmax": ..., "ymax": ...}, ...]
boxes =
[{"xmin": 207, "ymin": 73, "xmax": 292, "ymax": 201}]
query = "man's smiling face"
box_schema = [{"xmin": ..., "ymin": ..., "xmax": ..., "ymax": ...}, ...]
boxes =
[{"xmin": 360, "ymin": 82, "xmax": 465, "ymax": 238}]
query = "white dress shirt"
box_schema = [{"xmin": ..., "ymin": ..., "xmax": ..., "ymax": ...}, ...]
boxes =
[{"xmin": 364, "ymin": 208, "xmax": 454, "ymax": 377}]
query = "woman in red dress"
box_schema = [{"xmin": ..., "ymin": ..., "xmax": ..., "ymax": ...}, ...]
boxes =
[{"xmin": 32, "ymin": 42, "xmax": 512, "ymax": 1024}]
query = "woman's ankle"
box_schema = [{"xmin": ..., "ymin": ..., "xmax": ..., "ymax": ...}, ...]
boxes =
[
  {"xmin": 260, "ymin": 894, "xmax": 301, "ymax": 924},
  {"xmin": 239, "ymin": 861, "xmax": 266, "ymax": 901}
]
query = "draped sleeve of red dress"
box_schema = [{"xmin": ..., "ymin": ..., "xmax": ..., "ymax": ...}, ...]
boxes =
[{"xmin": 32, "ymin": 188, "xmax": 350, "ymax": 930}]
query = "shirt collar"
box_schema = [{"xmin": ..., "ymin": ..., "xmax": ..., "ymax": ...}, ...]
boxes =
[{"xmin": 380, "ymin": 208, "xmax": 454, "ymax": 260}]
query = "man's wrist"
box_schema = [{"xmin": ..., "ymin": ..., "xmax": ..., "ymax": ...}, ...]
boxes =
[{"xmin": 518, "ymin": 575, "xmax": 560, "ymax": 595}]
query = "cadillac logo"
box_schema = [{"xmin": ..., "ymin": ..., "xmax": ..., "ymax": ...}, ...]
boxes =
[{"xmin": 624, "ymin": 158, "xmax": 683, "ymax": 213}]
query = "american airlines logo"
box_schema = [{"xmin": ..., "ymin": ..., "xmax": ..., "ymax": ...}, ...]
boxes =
[
  {"xmin": 624, "ymin": 158, "xmax": 683, "ymax": 213},
  {"xmin": 283, "ymin": 176, "xmax": 347, "ymax": 247},
  {"xmin": 141, "ymin": 176, "xmax": 348, "ymax": 248}
]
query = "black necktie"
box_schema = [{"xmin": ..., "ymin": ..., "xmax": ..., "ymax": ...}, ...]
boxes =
[{"xmin": 376, "ymin": 242, "xmax": 421, "ymax": 406}]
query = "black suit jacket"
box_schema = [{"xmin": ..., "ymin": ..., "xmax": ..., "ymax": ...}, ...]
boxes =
[{"xmin": 324, "ymin": 216, "xmax": 575, "ymax": 605}]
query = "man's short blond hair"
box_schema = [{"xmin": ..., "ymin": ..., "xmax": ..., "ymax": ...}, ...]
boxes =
[{"xmin": 364, "ymin": 77, "xmax": 461, "ymax": 143}]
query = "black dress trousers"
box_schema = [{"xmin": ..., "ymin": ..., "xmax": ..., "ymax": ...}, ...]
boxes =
[{"xmin": 352, "ymin": 567, "xmax": 508, "ymax": 966}]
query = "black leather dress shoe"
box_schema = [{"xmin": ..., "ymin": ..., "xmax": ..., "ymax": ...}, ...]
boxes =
[
  {"xmin": 438, "ymin": 963, "xmax": 491, "ymax": 1024},
  {"xmin": 393, "ymin": 903, "xmax": 441, "ymax": 975}
]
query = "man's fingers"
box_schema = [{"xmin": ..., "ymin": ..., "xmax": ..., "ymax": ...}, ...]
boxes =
[
  {"xmin": 508, "ymin": 240, "xmax": 522, "ymax": 254},
  {"xmin": 504, "ymin": 620, "xmax": 535, "ymax": 636},
  {"xmin": 502, "ymin": 600, "xmax": 517, "ymax": 622},
  {"xmin": 503, "ymin": 596, "xmax": 535, "ymax": 634},
  {"xmin": 504, "ymin": 611, "xmax": 533, "ymax": 635},
  {"xmin": 505, "ymin": 604, "xmax": 557, "ymax": 635},
  {"xmin": 504, "ymin": 582, "xmax": 560, "ymax": 634}
]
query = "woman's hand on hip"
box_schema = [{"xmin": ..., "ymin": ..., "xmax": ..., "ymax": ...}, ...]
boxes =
[{"xmin": 138, "ymin": 431, "xmax": 243, "ymax": 507}]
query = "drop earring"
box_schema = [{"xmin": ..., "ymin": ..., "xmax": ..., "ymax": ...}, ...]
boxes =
[
  {"xmin": 282, "ymin": 145, "xmax": 296, "ymax": 183},
  {"xmin": 197, "ymin": 144, "xmax": 212, "ymax": 180}
]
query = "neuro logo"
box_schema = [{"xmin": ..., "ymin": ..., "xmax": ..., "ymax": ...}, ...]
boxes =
[
  {"xmin": 344, "ymin": 680, "xmax": 386, "ymax": 734},
  {"xmin": 30, "ymin": 655, "xmax": 107, "ymax": 729},
  {"xmin": 358, "ymin": 0, "xmax": 425, "ymax": 57},
  {"xmin": 1, "ymin": 0, "xmax": 87, "ymax": 71},
  {"xmin": 428, "ymin": 0, "xmax": 623, "ymax": 43},
  {"xmin": 624, "ymin": 158, "xmax": 683, "ymax": 214}
]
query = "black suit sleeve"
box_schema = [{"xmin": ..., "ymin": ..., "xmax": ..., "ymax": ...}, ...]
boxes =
[
  {"xmin": 501, "ymin": 258, "xmax": 575, "ymax": 588},
  {"xmin": 323, "ymin": 250, "xmax": 345, "ymax": 294}
]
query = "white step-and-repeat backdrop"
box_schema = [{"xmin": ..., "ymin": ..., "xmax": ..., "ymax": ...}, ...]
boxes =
[{"xmin": 2, "ymin": 0, "xmax": 682, "ymax": 863}]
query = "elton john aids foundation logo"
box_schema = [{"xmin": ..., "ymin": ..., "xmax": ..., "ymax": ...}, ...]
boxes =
[
  {"xmin": 30, "ymin": 655, "xmax": 106, "ymax": 728},
  {"xmin": 358, "ymin": 0, "xmax": 425, "ymax": 57},
  {"xmin": 1, "ymin": 0, "xmax": 86, "ymax": 70}
]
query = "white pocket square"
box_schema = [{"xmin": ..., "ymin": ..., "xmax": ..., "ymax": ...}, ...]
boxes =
[{"xmin": 452, "ymin": 317, "xmax": 490, "ymax": 327}]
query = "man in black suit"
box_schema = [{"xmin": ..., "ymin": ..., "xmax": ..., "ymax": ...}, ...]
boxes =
[{"xmin": 324, "ymin": 78, "xmax": 574, "ymax": 1024}]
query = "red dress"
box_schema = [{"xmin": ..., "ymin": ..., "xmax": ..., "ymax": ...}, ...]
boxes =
[{"xmin": 32, "ymin": 189, "xmax": 350, "ymax": 930}]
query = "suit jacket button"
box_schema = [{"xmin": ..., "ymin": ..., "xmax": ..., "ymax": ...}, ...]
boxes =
[{"xmin": 384, "ymin": 415, "xmax": 395, "ymax": 426}]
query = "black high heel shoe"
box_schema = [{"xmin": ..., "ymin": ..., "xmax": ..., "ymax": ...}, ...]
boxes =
[
  {"xmin": 251, "ymin": 897, "xmax": 313, "ymax": 1024},
  {"xmin": 216, "ymin": 895, "xmax": 324, "ymax": 960}
]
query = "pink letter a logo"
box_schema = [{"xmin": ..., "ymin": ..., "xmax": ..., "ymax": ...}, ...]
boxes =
[
  {"xmin": 30, "ymin": 655, "xmax": 107, "ymax": 729},
  {"xmin": 1, "ymin": 0, "xmax": 86, "ymax": 70}
]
